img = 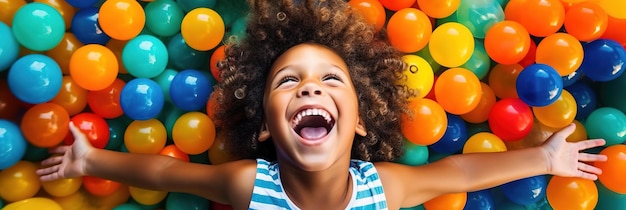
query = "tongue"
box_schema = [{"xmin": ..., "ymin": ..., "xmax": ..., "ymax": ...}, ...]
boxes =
[{"xmin": 300, "ymin": 127, "xmax": 328, "ymax": 140}]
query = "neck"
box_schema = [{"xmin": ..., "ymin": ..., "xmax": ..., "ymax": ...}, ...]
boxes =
[{"xmin": 278, "ymin": 158, "xmax": 353, "ymax": 209}]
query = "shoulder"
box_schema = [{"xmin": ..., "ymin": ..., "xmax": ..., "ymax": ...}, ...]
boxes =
[{"xmin": 219, "ymin": 159, "xmax": 259, "ymax": 209}]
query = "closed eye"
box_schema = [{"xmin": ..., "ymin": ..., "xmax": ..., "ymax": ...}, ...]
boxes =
[
  {"xmin": 276, "ymin": 75, "xmax": 298, "ymax": 88},
  {"xmin": 323, "ymin": 73, "xmax": 343, "ymax": 82}
]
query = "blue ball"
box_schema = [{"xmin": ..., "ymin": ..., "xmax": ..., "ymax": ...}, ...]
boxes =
[
  {"xmin": 429, "ymin": 113, "xmax": 468, "ymax": 154},
  {"xmin": 120, "ymin": 78, "xmax": 165, "ymax": 120},
  {"xmin": 465, "ymin": 190, "xmax": 495, "ymax": 210},
  {"xmin": 71, "ymin": 7, "xmax": 110, "ymax": 45},
  {"xmin": 0, "ymin": 22, "xmax": 19, "ymax": 71},
  {"xmin": 170, "ymin": 69, "xmax": 213, "ymax": 111},
  {"xmin": 565, "ymin": 80, "xmax": 598, "ymax": 121},
  {"xmin": 8, "ymin": 54, "xmax": 63, "ymax": 104},
  {"xmin": 580, "ymin": 39, "xmax": 626, "ymax": 82},
  {"xmin": 516, "ymin": 64, "xmax": 563, "ymax": 107},
  {"xmin": 0, "ymin": 120, "xmax": 27, "ymax": 170},
  {"xmin": 500, "ymin": 175, "xmax": 547, "ymax": 205},
  {"xmin": 65, "ymin": 0, "xmax": 100, "ymax": 8}
]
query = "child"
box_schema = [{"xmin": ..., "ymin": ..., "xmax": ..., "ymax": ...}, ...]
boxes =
[{"xmin": 37, "ymin": 0, "xmax": 607, "ymax": 209}]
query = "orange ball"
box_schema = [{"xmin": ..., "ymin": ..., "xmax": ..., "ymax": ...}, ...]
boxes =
[
  {"xmin": 387, "ymin": 8, "xmax": 432, "ymax": 53},
  {"xmin": 87, "ymin": 78, "xmax": 125, "ymax": 119},
  {"xmin": 434, "ymin": 68, "xmax": 482, "ymax": 115},
  {"xmin": 105, "ymin": 39, "xmax": 129, "ymax": 74},
  {"xmin": 400, "ymin": 98, "xmax": 448, "ymax": 145},
  {"xmin": 416, "ymin": 0, "xmax": 460, "ymax": 18},
  {"xmin": 159, "ymin": 144, "xmax": 190, "ymax": 162},
  {"xmin": 0, "ymin": 0, "xmax": 26, "ymax": 27},
  {"xmin": 504, "ymin": 0, "xmax": 565, "ymax": 37},
  {"xmin": 488, "ymin": 63, "xmax": 523, "ymax": 99},
  {"xmin": 46, "ymin": 33, "xmax": 84, "ymax": 75},
  {"xmin": 124, "ymin": 119, "xmax": 167, "ymax": 154},
  {"xmin": 349, "ymin": 0, "xmax": 386, "ymax": 31},
  {"xmin": 547, "ymin": 176, "xmax": 598, "ymax": 210},
  {"xmin": 173, "ymin": 112, "xmax": 216, "ymax": 155},
  {"xmin": 595, "ymin": 145, "xmax": 626, "ymax": 194},
  {"xmin": 564, "ymin": 1, "xmax": 608, "ymax": 42},
  {"xmin": 209, "ymin": 45, "xmax": 225, "ymax": 82},
  {"xmin": 69, "ymin": 44, "xmax": 119, "ymax": 91},
  {"xmin": 423, "ymin": 192, "xmax": 467, "ymax": 210},
  {"xmin": 535, "ymin": 33, "xmax": 584, "ymax": 76},
  {"xmin": 379, "ymin": 0, "xmax": 415, "ymax": 11},
  {"xmin": 484, "ymin": 20, "xmax": 531, "ymax": 65},
  {"xmin": 532, "ymin": 89, "xmax": 577, "ymax": 129},
  {"xmin": 82, "ymin": 176, "xmax": 121, "ymax": 197},
  {"xmin": 50, "ymin": 76, "xmax": 88, "ymax": 116},
  {"xmin": 461, "ymin": 82, "xmax": 496, "ymax": 123},
  {"xmin": 98, "ymin": 0, "xmax": 145, "ymax": 40},
  {"xmin": 20, "ymin": 103, "xmax": 69, "ymax": 148},
  {"xmin": 181, "ymin": 8, "xmax": 225, "ymax": 51}
]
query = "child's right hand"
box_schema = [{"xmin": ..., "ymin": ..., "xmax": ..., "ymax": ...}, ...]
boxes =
[{"xmin": 36, "ymin": 122, "xmax": 95, "ymax": 181}]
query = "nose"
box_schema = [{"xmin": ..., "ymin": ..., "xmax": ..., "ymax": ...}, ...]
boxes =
[{"xmin": 297, "ymin": 83, "xmax": 323, "ymax": 97}]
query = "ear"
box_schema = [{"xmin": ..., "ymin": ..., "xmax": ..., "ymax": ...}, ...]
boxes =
[
  {"xmin": 258, "ymin": 121, "xmax": 271, "ymax": 142},
  {"xmin": 355, "ymin": 116, "xmax": 367, "ymax": 137}
]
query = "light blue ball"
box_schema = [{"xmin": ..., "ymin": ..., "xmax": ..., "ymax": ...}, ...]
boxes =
[
  {"xmin": 8, "ymin": 54, "xmax": 63, "ymax": 104},
  {"xmin": 11, "ymin": 3, "xmax": 65, "ymax": 51},
  {"xmin": 122, "ymin": 35, "xmax": 169, "ymax": 78},
  {"xmin": 0, "ymin": 120, "xmax": 27, "ymax": 170},
  {"xmin": 0, "ymin": 22, "xmax": 19, "ymax": 71}
]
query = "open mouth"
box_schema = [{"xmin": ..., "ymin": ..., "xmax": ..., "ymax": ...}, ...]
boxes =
[{"xmin": 291, "ymin": 108, "xmax": 336, "ymax": 140}]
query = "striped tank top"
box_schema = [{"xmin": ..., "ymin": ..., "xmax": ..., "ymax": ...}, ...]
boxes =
[{"xmin": 249, "ymin": 159, "xmax": 388, "ymax": 209}]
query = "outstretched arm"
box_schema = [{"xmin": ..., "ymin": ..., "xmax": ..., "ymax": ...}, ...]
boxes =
[
  {"xmin": 377, "ymin": 123, "xmax": 607, "ymax": 208},
  {"xmin": 36, "ymin": 122, "xmax": 256, "ymax": 206}
]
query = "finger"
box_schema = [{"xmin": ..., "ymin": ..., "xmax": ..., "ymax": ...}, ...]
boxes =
[
  {"xmin": 579, "ymin": 153, "xmax": 608, "ymax": 162},
  {"xmin": 49, "ymin": 145, "xmax": 70, "ymax": 154},
  {"xmin": 36, "ymin": 164, "xmax": 60, "ymax": 176},
  {"xmin": 69, "ymin": 121, "xmax": 87, "ymax": 139},
  {"xmin": 40, "ymin": 156, "xmax": 64, "ymax": 166},
  {"xmin": 40, "ymin": 172, "xmax": 61, "ymax": 182},
  {"xmin": 575, "ymin": 139, "xmax": 606, "ymax": 151},
  {"xmin": 578, "ymin": 162, "xmax": 603, "ymax": 176},
  {"xmin": 577, "ymin": 172, "xmax": 599, "ymax": 181},
  {"xmin": 551, "ymin": 123, "xmax": 576, "ymax": 140}
]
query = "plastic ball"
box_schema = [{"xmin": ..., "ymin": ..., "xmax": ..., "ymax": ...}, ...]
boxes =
[
  {"xmin": 66, "ymin": 112, "xmax": 110, "ymax": 149},
  {"xmin": 462, "ymin": 132, "xmax": 507, "ymax": 153},
  {"xmin": 165, "ymin": 192, "xmax": 210, "ymax": 210},
  {"xmin": 535, "ymin": 33, "xmax": 584, "ymax": 76},
  {"xmin": 416, "ymin": 0, "xmax": 459, "ymax": 19},
  {"xmin": 378, "ymin": 0, "xmax": 415, "ymax": 11},
  {"xmin": 564, "ymin": 1, "xmax": 608, "ymax": 42},
  {"xmin": 465, "ymin": 190, "xmax": 495, "ymax": 210},
  {"xmin": 488, "ymin": 63, "xmax": 523, "ymax": 99},
  {"xmin": 124, "ymin": 119, "xmax": 167, "ymax": 154},
  {"xmin": 400, "ymin": 98, "xmax": 448, "ymax": 145},
  {"xmin": 566, "ymin": 81, "xmax": 598, "ymax": 121},
  {"xmin": 82, "ymin": 176, "xmax": 121, "ymax": 197},
  {"xmin": 601, "ymin": 15, "xmax": 626, "ymax": 47},
  {"xmin": 429, "ymin": 113, "xmax": 468, "ymax": 154},
  {"xmin": 501, "ymin": 175, "xmax": 547, "ymax": 205},
  {"xmin": 8, "ymin": 54, "xmax": 63, "ymax": 104},
  {"xmin": 33, "ymin": 0, "xmax": 75, "ymax": 30},
  {"xmin": 50, "ymin": 76, "xmax": 88, "ymax": 116},
  {"xmin": 2, "ymin": 197, "xmax": 62, "ymax": 210},
  {"xmin": 461, "ymin": 39, "xmax": 491, "ymax": 80},
  {"xmin": 20, "ymin": 103, "xmax": 69, "ymax": 148},
  {"xmin": 584, "ymin": 107, "xmax": 626, "ymax": 146},
  {"xmin": 579, "ymin": 39, "xmax": 626, "ymax": 82},
  {"xmin": 71, "ymin": 7, "xmax": 111, "ymax": 45},
  {"xmin": 65, "ymin": 0, "xmax": 99, "ymax": 8},
  {"xmin": 88, "ymin": 79, "xmax": 125, "ymax": 119},
  {"xmin": 396, "ymin": 140, "xmax": 429, "ymax": 166},
  {"xmin": 461, "ymin": 82, "xmax": 496, "ymax": 124},
  {"xmin": 105, "ymin": 116, "xmax": 132, "ymax": 151},
  {"xmin": 387, "ymin": 8, "xmax": 432, "ymax": 53},
  {"xmin": 504, "ymin": 0, "xmax": 565, "ymax": 37},
  {"xmin": 516, "ymin": 64, "xmax": 563, "ymax": 107},
  {"xmin": 455, "ymin": 0, "xmax": 504, "ymax": 38},
  {"xmin": 177, "ymin": 0, "xmax": 217, "ymax": 13},
  {"xmin": 153, "ymin": 69, "xmax": 178, "ymax": 102},
  {"xmin": 546, "ymin": 176, "xmax": 598, "ymax": 210},
  {"xmin": 0, "ymin": 120, "xmax": 27, "ymax": 170},
  {"xmin": 423, "ymin": 192, "xmax": 467, "ymax": 210},
  {"xmin": 42, "ymin": 177, "xmax": 83, "ymax": 198},
  {"xmin": 120, "ymin": 78, "xmax": 165, "ymax": 120},
  {"xmin": 181, "ymin": 8, "xmax": 225, "ymax": 51},
  {"xmin": 430, "ymin": 22, "xmax": 474, "ymax": 67},
  {"xmin": 170, "ymin": 69, "xmax": 213, "ymax": 111},
  {"xmin": 595, "ymin": 0, "xmax": 626, "ymax": 20},
  {"xmin": 129, "ymin": 186, "xmax": 168, "ymax": 206},
  {"xmin": 398, "ymin": 54, "xmax": 434, "ymax": 100},
  {"xmin": 434, "ymin": 67, "xmax": 482, "ymax": 115},
  {"xmin": 596, "ymin": 181, "xmax": 626, "ymax": 210},
  {"xmin": 0, "ymin": 161, "xmax": 41, "ymax": 202},
  {"xmin": 532, "ymin": 89, "xmax": 577, "ymax": 129},
  {"xmin": 145, "ymin": 0, "xmax": 184, "ymax": 37},
  {"xmin": 348, "ymin": 0, "xmax": 386, "ymax": 31},
  {"xmin": 488, "ymin": 98, "xmax": 534, "ymax": 141},
  {"xmin": 172, "ymin": 112, "xmax": 216, "ymax": 155},
  {"xmin": 11, "ymin": 3, "xmax": 65, "ymax": 51},
  {"xmin": 45, "ymin": 33, "xmax": 84, "ymax": 75},
  {"xmin": 484, "ymin": 20, "xmax": 530, "ymax": 65},
  {"xmin": 0, "ymin": 22, "xmax": 19, "ymax": 71},
  {"xmin": 69, "ymin": 44, "xmax": 119, "ymax": 91},
  {"xmin": 595, "ymin": 145, "xmax": 626, "ymax": 194},
  {"xmin": 167, "ymin": 33, "xmax": 211, "ymax": 70},
  {"xmin": 209, "ymin": 45, "xmax": 226, "ymax": 82},
  {"xmin": 98, "ymin": 0, "xmax": 145, "ymax": 40},
  {"xmin": 159, "ymin": 144, "xmax": 190, "ymax": 162},
  {"xmin": 122, "ymin": 35, "xmax": 168, "ymax": 78},
  {"xmin": 0, "ymin": 0, "xmax": 26, "ymax": 27}
]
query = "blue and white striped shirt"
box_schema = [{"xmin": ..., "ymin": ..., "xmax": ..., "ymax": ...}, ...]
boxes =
[{"xmin": 249, "ymin": 159, "xmax": 388, "ymax": 209}]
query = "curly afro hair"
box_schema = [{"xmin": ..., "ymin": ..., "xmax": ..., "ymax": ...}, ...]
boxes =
[{"xmin": 214, "ymin": 0, "xmax": 411, "ymax": 162}]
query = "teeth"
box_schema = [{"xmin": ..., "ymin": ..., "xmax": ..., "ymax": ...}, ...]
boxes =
[{"xmin": 292, "ymin": 108, "xmax": 333, "ymax": 127}]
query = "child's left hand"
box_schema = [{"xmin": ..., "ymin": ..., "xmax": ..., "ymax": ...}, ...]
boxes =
[{"xmin": 541, "ymin": 123, "xmax": 608, "ymax": 180}]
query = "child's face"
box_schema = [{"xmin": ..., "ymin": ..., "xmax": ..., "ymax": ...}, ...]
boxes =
[{"xmin": 259, "ymin": 43, "xmax": 367, "ymax": 171}]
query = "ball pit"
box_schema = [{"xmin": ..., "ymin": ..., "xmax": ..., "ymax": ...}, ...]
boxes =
[{"xmin": 0, "ymin": 0, "xmax": 625, "ymax": 209}]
